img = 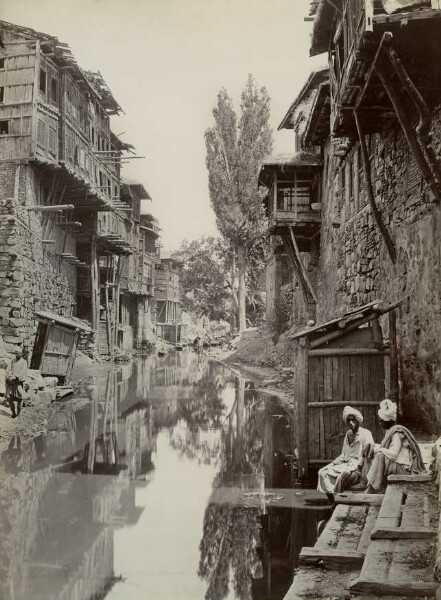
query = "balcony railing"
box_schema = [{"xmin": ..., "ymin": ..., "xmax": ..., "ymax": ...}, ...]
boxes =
[{"xmin": 268, "ymin": 181, "xmax": 321, "ymax": 232}]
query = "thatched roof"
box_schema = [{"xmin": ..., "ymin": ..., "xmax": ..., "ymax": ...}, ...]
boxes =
[
  {"xmin": 278, "ymin": 66, "xmax": 329, "ymax": 130},
  {"xmin": 0, "ymin": 20, "xmax": 122, "ymax": 113}
]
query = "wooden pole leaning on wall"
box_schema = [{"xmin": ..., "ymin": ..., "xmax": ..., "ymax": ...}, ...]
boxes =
[
  {"xmin": 353, "ymin": 109, "xmax": 397, "ymax": 264},
  {"xmin": 375, "ymin": 62, "xmax": 441, "ymax": 203}
]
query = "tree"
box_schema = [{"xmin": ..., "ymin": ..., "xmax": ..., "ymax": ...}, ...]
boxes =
[
  {"xmin": 205, "ymin": 75, "xmax": 273, "ymax": 331},
  {"xmin": 172, "ymin": 237, "xmax": 234, "ymax": 321}
]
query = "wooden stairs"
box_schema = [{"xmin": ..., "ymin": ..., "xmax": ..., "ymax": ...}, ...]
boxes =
[{"xmin": 284, "ymin": 475, "xmax": 439, "ymax": 600}]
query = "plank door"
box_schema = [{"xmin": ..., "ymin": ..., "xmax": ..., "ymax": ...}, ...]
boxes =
[
  {"xmin": 40, "ymin": 324, "xmax": 77, "ymax": 377},
  {"xmin": 307, "ymin": 352, "xmax": 386, "ymax": 464}
]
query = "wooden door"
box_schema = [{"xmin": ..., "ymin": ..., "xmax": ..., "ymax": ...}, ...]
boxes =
[
  {"xmin": 40, "ymin": 324, "xmax": 77, "ymax": 377},
  {"xmin": 307, "ymin": 351, "xmax": 386, "ymax": 465}
]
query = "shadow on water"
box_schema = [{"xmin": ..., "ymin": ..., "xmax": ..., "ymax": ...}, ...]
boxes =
[{"xmin": 0, "ymin": 350, "xmax": 329, "ymax": 600}]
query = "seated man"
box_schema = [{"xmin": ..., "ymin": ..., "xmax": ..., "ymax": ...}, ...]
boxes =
[
  {"xmin": 317, "ymin": 406, "xmax": 374, "ymax": 499},
  {"xmin": 365, "ymin": 399, "xmax": 424, "ymax": 493}
]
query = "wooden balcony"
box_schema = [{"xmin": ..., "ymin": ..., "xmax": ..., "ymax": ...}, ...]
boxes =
[
  {"xmin": 319, "ymin": 0, "xmax": 441, "ymax": 136},
  {"xmin": 259, "ymin": 153, "xmax": 322, "ymax": 252},
  {"xmin": 97, "ymin": 211, "xmax": 133, "ymax": 254}
]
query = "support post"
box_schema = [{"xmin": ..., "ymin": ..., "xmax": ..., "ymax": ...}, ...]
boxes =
[
  {"xmin": 353, "ymin": 109, "xmax": 397, "ymax": 264},
  {"xmin": 388, "ymin": 308, "xmax": 399, "ymax": 406},
  {"xmin": 90, "ymin": 235, "xmax": 99, "ymax": 331}
]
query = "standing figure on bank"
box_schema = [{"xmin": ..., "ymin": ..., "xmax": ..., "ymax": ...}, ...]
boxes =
[
  {"xmin": 317, "ymin": 406, "xmax": 374, "ymax": 499},
  {"xmin": 365, "ymin": 399, "xmax": 424, "ymax": 493},
  {"xmin": 6, "ymin": 349, "xmax": 28, "ymax": 419}
]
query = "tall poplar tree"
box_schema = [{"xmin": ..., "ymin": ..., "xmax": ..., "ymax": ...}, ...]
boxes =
[{"xmin": 205, "ymin": 75, "xmax": 272, "ymax": 332}]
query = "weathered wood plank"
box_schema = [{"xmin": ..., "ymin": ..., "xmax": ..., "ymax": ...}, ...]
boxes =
[
  {"xmin": 308, "ymin": 347, "xmax": 388, "ymax": 356},
  {"xmin": 387, "ymin": 473, "xmax": 432, "ymax": 483},
  {"xmin": 299, "ymin": 546, "xmax": 365, "ymax": 568},
  {"xmin": 335, "ymin": 492, "xmax": 384, "ymax": 506},
  {"xmin": 371, "ymin": 526, "xmax": 437, "ymax": 540},
  {"xmin": 349, "ymin": 578, "xmax": 438, "ymax": 597},
  {"xmin": 357, "ymin": 505, "xmax": 380, "ymax": 553},
  {"xmin": 315, "ymin": 503, "xmax": 350, "ymax": 550},
  {"xmin": 308, "ymin": 400, "xmax": 379, "ymax": 408}
]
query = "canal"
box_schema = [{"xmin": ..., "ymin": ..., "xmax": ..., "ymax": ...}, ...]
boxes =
[{"xmin": 0, "ymin": 350, "xmax": 329, "ymax": 600}]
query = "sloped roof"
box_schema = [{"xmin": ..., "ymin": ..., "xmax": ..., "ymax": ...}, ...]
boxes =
[
  {"xmin": 35, "ymin": 310, "xmax": 92, "ymax": 332},
  {"xmin": 289, "ymin": 300, "xmax": 400, "ymax": 341},
  {"xmin": 261, "ymin": 151, "xmax": 323, "ymax": 169},
  {"xmin": 122, "ymin": 179, "xmax": 152, "ymax": 200},
  {"xmin": 278, "ymin": 66, "xmax": 329, "ymax": 130},
  {"xmin": 309, "ymin": 1, "xmax": 338, "ymax": 57},
  {"xmin": 0, "ymin": 20, "xmax": 122, "ymax": 113}
]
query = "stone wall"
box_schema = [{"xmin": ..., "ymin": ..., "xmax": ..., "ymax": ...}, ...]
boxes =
[
  {"xmin": 316, "ymin": 108, "xmax": 441, "ymax": 432},
  {"xmin": 0, "ymin": 161, "xmax": 77, "ymax": 357}
]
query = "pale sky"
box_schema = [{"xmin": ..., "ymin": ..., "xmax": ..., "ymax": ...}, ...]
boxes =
[{"xmin": 0, "ymin": 0, "xmax": 323, "ymax": 251}]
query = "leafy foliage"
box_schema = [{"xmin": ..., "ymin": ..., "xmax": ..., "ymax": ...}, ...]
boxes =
[
  {"xmin": 204, "ymin": 75, "xmax": 273, "ymax": 330},
  {"xmin": 171, "ymin": 237, "xmax": 232, "ymax": 320}
]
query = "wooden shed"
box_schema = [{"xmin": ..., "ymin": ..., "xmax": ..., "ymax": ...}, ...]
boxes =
[
  {"xmin": 290, "ymin": 300, "xmax": 399, "ymax": 478},
  {"xmin": 30, "ymin": 310, "xmax": 92, "ymax": 383}
]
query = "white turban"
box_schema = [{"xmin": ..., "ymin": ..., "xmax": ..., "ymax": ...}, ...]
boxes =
[
  {"xmin": 342, "ymin": 405, "xmax": 363, "ymax": 424},
  {"xmin": 378, "ymin": 399, "xmax": 397, "ymax": 422}
]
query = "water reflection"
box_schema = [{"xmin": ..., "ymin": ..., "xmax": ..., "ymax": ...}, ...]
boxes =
[{"xmin": 0, "ymin": 351, "xmax": 327, "ymax": 600}]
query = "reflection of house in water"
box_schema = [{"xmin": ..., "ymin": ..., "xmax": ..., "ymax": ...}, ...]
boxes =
[
  {"xmin": 118, "ymin": 402, "xmax": 156, "ymax": 480},
  {"xmin": 0, "ymin": 431, "xmax": 139, "ymax": 600},
  {"xmin": 10, "ymin": 473, "xmax": 137, "ymax": 600}
]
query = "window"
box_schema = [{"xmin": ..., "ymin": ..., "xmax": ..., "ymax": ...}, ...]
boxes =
[
  {"xmin": 0, "ymin": 120, "xmax": 9, "ymax": 134},
  {"xmin": 0, "ymin": 58, "xmax": 5, "ymax": 69},
  {"xmin": 50, "ymin": 78, "xmax": 58, "ymax": 104},
  {"xmin": 39, "ymin": 68, "xmax": 47, "ymax": 95},
  {"xmin": 0, "ymin": 87, "xmax": 4, "ymax": 103}
]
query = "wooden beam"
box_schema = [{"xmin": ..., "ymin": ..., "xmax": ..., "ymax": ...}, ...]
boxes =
[
  {"xmin": 296, "ymin": 346, "xmax": 309, "ymax": 478},
  {"xmin": 387, "ymin": 473, "xmax": 432, "ymax": 483},
  {"xmin": 27, "ymin": 204, "xmax": 74, "ymax": 212},
  {"xmin": 375, "ymin": 64, "xmax": 441, "ymax": 202},
  {"xmin": 309, "ymin": 400, "xmax": 380, "ymax": 408},
  {"xmin": 371, "ymin": 527, "xmax": 436, "ymax": 540},
  {"xmin": 334, "ymin": 493, "xmax": 385, "ymax": 506},
  {"xmin": 350, "ymin": 578, "xmax": 438, "ymax": 597},
  {"xmin": 373, "ymin": 7, "xmax": 441, "ymax": 24},
  {"xmin": 354, "ymin": 109, "xmax": 397, "ymax": 264},
  {"xmin": 308, "ymin": 348, "xmax": 387, "ymax": 356},
  {"xmin": 299, "ymin": 547, "xmax": 364, "ymax": 568}
]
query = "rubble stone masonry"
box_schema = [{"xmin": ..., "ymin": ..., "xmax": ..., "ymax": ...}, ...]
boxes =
[
  {"xmin": 0, "ymin": 161, "xmax": 76, "ymax": 358},
  {"xmin": 317, "ymin": 108, "xmax": 441, "ymax": 432}
]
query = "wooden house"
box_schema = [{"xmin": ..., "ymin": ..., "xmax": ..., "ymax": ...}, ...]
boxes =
[
  {"xmin": 155, "ymin": 257, "xmax": 181, "ymax": 326},
  {"xmin": 259, "ymin": 153, "xmax": 322, "ymax": 319},
  {"xmin": 289, "ymin": 300, "xmax": 399, "ymax": 478},
  {"xmin": 115, "ymin": 182, "xmax": 157, "ymax": 354},
  {"xmin": 309, "ymin": 0, "xmax": 441, "ymax": 199},
  {"xmin": 0, "ymin": 20, "xmax": 124, "ymax": 209}
]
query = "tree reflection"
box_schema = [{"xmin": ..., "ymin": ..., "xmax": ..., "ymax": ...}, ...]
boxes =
[
  {"xmin": 198, "ymin": 504, "xmax": 262, "ymax": 600},
  {"xmin": 167, "ymin": 363, "xmax": 230, "ymax": 464},
  {"xmin": 198, "ymin": 378, "xmax": 266, "ymax": 600}
]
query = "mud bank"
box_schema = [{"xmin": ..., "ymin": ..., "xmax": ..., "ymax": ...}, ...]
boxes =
[{"xmin": 204, "ymin": 328, "xmax": 296, "ymax": 409}]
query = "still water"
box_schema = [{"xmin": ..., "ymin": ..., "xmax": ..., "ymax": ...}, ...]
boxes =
[{"xmin": 0, "ymin": 351, "xmax": 328, "ymax": 600}]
